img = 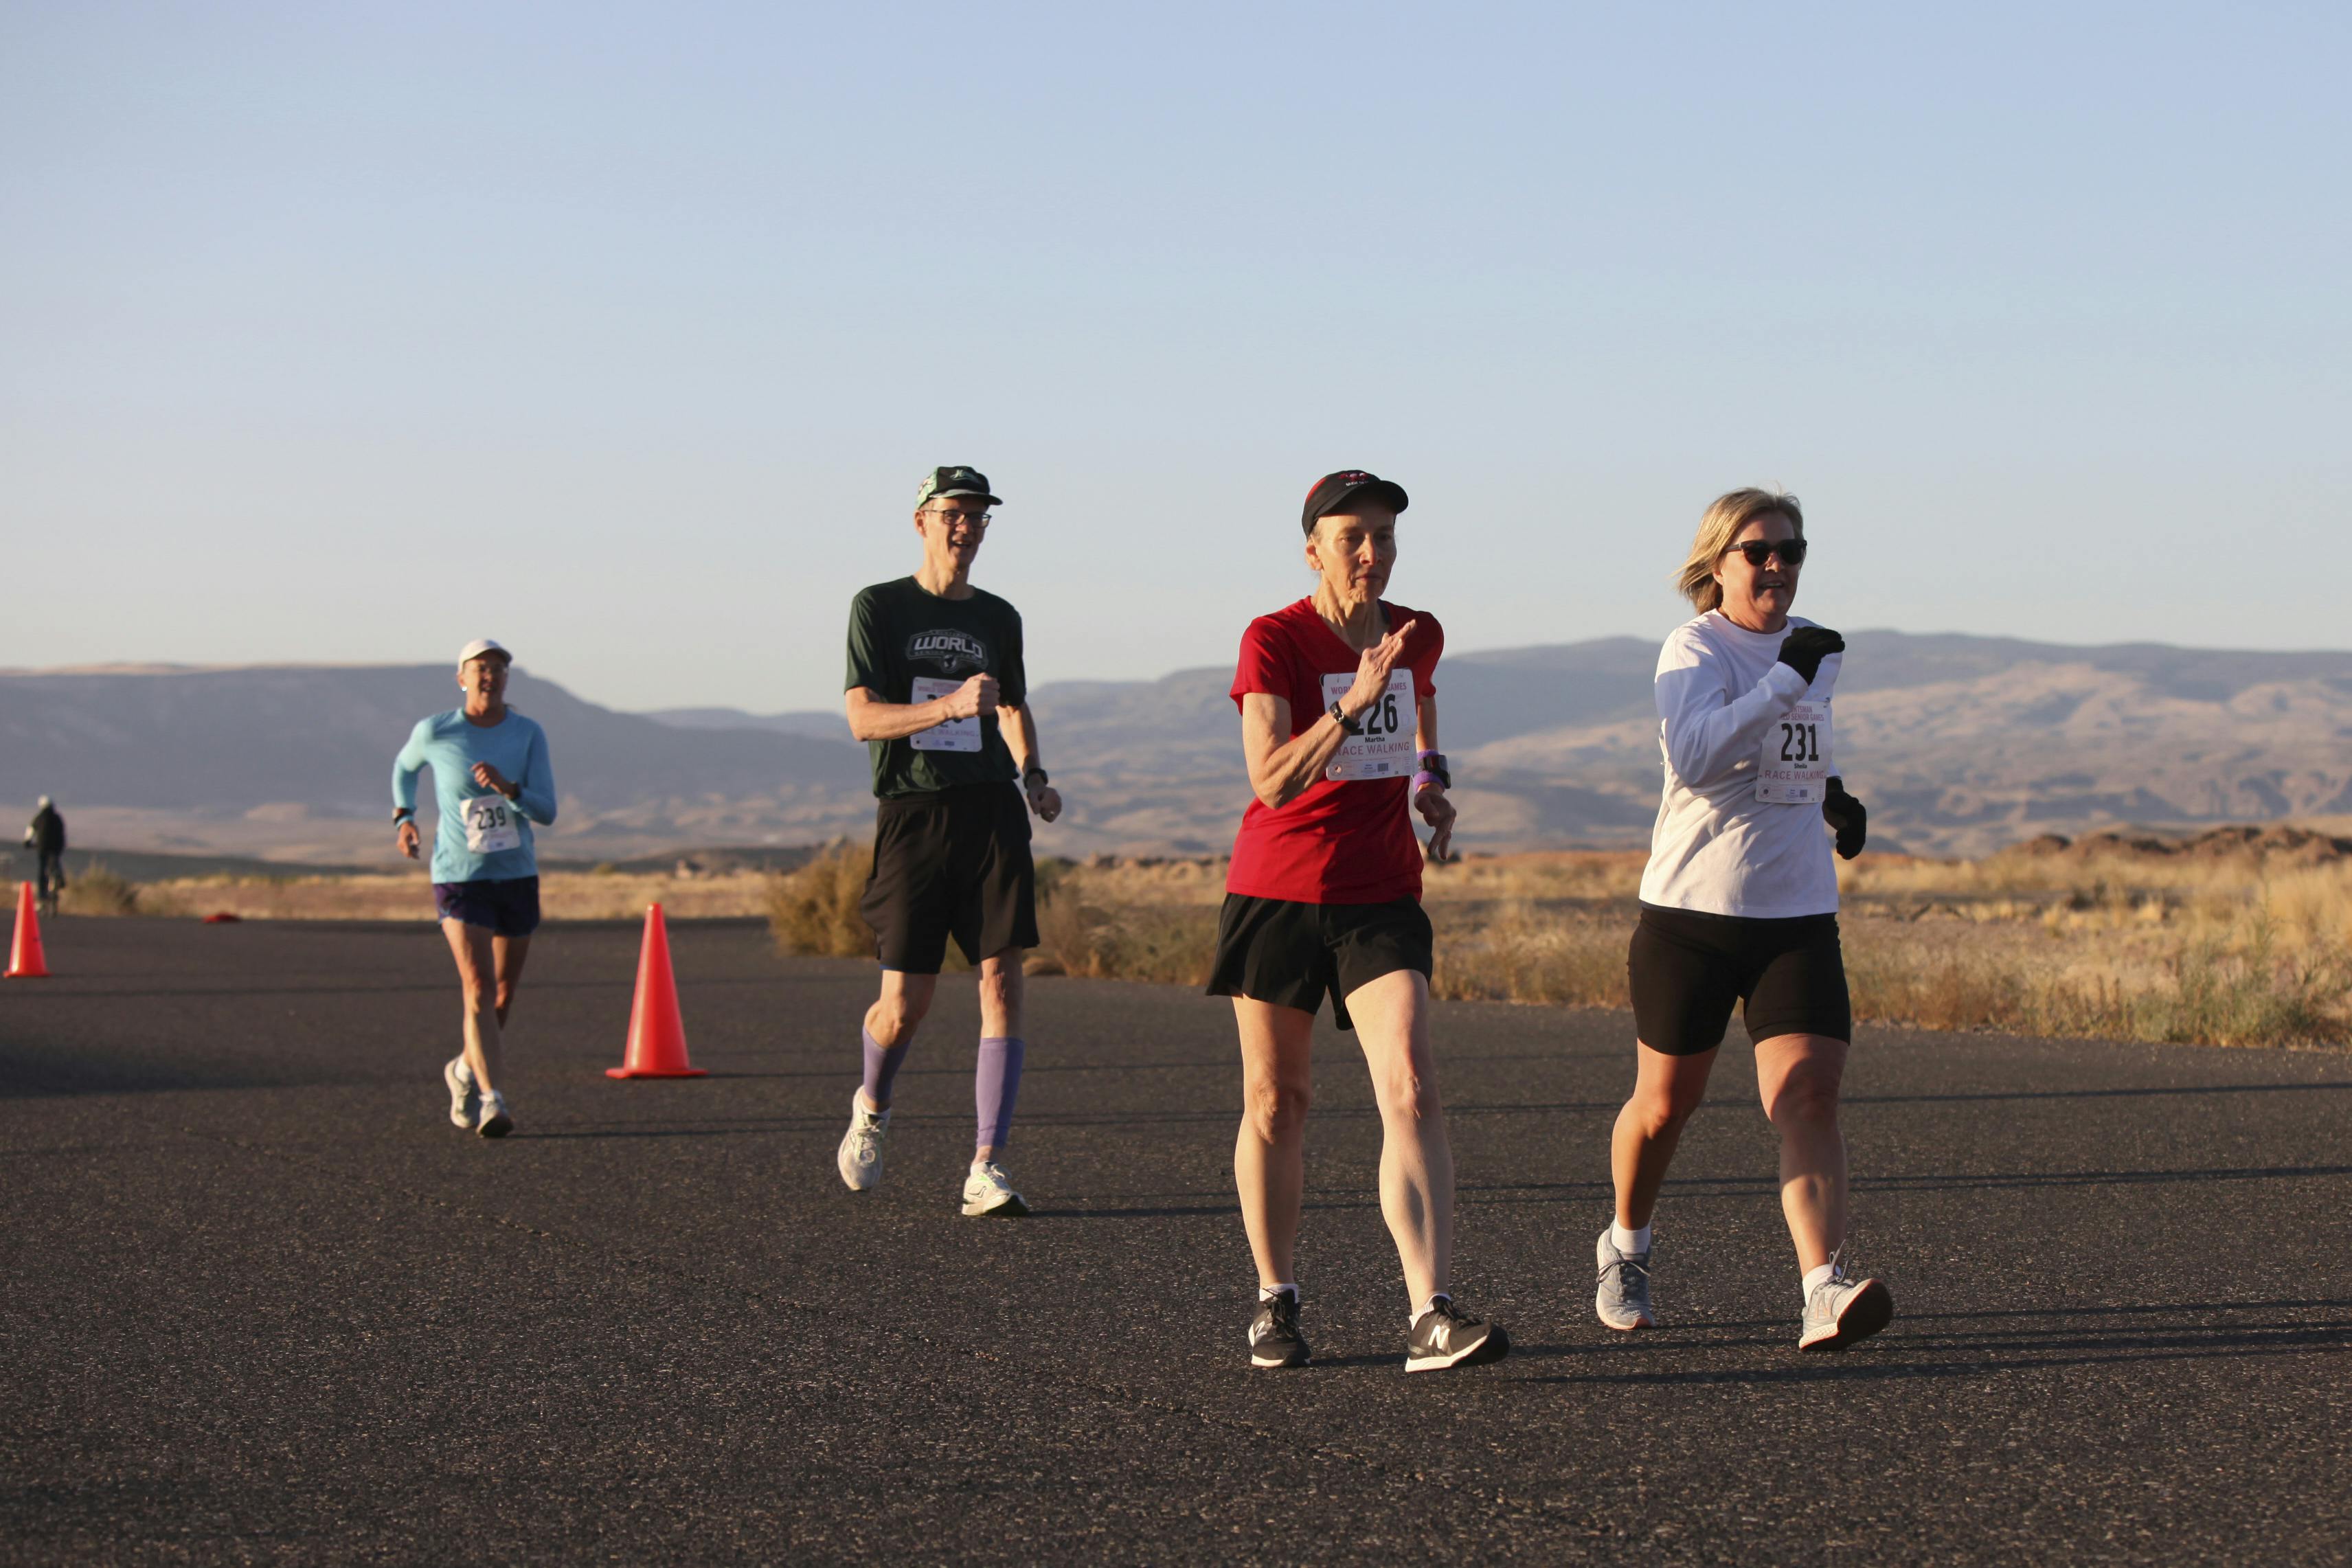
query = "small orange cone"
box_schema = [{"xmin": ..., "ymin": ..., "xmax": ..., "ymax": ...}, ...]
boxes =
[
  {"xmin": 6, "ymin": 882, "xmax": 51, "ymax": 979},
  {"xmin": 607, "ymin": 903, "xmax": 704, "ymax": 1079}
]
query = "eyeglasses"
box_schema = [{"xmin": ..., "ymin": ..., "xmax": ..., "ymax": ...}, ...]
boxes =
[
  {"xmin": 1728, "ymin": 537, "xmax": 1807, "ymax": 568},
  {"xmin": 926, "ymin": 509, "xmax": 992, "ymax": 531}
]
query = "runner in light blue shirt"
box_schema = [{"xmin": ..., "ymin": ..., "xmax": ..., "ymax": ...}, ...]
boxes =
[{"xmin": 391, "ymin": 639, "xmax": 557, "ymax": 1139}]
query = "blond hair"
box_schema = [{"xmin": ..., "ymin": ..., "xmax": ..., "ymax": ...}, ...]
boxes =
[{"xmin": 1675, "ymin": 488, "xmax": 1804, "ymax": 613}]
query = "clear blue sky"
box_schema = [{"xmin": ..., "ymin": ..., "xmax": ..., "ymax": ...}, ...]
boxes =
[{"xmin": 5, "ymin": 2, "xmax": 2344, "ymax": 714}]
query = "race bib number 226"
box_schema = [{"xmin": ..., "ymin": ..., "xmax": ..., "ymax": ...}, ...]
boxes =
[{"xmin": 1321, "ymin": 670, "xmax": 1416, "ymax": 782}]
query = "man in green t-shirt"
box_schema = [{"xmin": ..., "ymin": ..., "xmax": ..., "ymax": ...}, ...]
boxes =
[{"xmin": 835, "ymin": 466, "xmax": 1064, "ymax": 1220}]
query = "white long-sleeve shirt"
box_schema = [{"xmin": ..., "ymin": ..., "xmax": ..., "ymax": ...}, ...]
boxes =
[{"xmin": 1638, "ymin": 610, "xmax": 1842, "ymax": 918}]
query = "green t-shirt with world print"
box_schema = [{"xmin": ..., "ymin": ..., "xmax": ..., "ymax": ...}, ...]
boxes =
[{"xmin": 844, "ymin": 576, "xmax": 1028, "ymax": 797}]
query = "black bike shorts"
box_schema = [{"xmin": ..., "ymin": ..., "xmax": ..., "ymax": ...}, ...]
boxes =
[
  {"xmin": 1206, "ymin": 894, "xmax": 1434, "ymax": 1033},
  {"xmin": 1627, "ymin": 903, "xmax": 1851, "ymax": 1056},
  {"xmin": 861, "ymin": 784, "xmax": 1039, "ymax": 973}
]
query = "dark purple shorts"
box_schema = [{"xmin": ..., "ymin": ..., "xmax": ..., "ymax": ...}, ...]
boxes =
[{"xmin": 433, "ymin": 876, "xmax": 541, "ymax": 938}]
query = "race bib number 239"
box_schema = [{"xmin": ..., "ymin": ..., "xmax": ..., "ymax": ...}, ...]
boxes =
[{"xmin": 462, "ymin": 793, "xmax": 522, "ymax": 854}]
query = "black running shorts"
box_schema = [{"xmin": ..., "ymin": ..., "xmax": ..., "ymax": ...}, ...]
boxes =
[
  {"xmin": 860, "ymin": 784, "xmax": 1039, "ymax": 973},
  {"xmin": 1627, "ymin": 904, "xmax": 1851, "ymax": 1056},
  {"xmin": 1206, "ymin": 894, "xmax": 1434, "ymax": 1032}
]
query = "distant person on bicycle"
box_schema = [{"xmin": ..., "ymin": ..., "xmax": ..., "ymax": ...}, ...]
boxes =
[{"xmin": 23, "ymin": 797, "xmax": 66, "ymax": 913}]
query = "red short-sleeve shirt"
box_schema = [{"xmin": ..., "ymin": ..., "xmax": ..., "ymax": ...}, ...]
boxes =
[{"xmin": 1224, "ymin": 598, "xmax": 1443, "ymax": 905}]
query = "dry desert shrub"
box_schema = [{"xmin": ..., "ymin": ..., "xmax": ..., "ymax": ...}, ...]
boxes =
[
  {"xmin": 767, "ymin": 841, "xmax": 875, "ymax": 958},
  {"xmin": 1031, "ymin": 865, "xmax": 1219, "ymax": 985},
  {"xmin": 57, "ymin": 861, "xmax": 142, "ymax": 917},
  {"xmin": 1431, "ymin": 902, "xmax": 1627, "ymax": 1008}
]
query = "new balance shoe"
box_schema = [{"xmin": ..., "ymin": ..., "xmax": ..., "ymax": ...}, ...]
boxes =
[
  {"xmin": 960, "ymin": 1161, "xmax": 1029, "ymax": 1218},
  {"xmin": 1247, "ymin": 1292, "xmax": 1311, "ymax": 1370},
  {"xmin": 1595, "ymin": 1227, "xmax": 1655, "ymax": 1331},
  {"xmin": 443, "ymin": 1056, "xmax": 479, "ymax": 1131},
  {"xmin": 476, "ymin": 1089, "xmax": 512, "ymax": 1139},
  {"xmin": 837, "ymin": 1094, "xmax": 890, "ymax": 1192},
  {"xmin": 1405, "ymin": 1297, "xmax": 1509, "ymax": 1372},
  {"xmin": 1798, "ymin": 1257, "xmax": 1893, "ymax": 1352}
]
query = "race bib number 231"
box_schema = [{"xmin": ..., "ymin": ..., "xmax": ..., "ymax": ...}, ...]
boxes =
[{"xmin": 1756, "ymin": 700, "xmax": 1831, "ymax": 805}]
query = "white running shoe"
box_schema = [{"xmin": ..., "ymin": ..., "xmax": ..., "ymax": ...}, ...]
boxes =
[
  {"xmin": 443, "ymin": 1056, "xmax": 479, "ymax": 1131},
  {"xmin": 837, "ymin": 1094, "xmax": 890, "ymax": 1191},
  {"xmin": 960, "ymin": 1161, "xmax": 1029, "ymax": 1218},
  {"xmin": 477, "ymin": 1090, "xmax": 513, "ymax": 1139}
]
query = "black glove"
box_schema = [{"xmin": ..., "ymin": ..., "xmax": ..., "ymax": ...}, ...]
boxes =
[
  {"xmin": 1776, "ymin": 626, "xmax": 1844, "ymax": 684},
  {"xmin": 1822, "ymin": 776, "xmax": 1866, "ymax": 859}
]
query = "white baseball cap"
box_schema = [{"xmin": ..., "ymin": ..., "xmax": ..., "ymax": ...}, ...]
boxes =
[{"xmin": 457, "ymin": 638, "xmax": 512, "ymax": 669}]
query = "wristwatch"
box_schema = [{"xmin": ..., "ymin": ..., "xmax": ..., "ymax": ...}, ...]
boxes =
[
  {"xmin": 392, "ymin": 808, "xmax": 415, "ymax": 824},
  {"xmin": 1328, "ymin": 701, "xmax": 1364, "ymax": 736},
  {"xmin": 1024, "ymin": 766, "xmax": 1050, "ymax": 787}
]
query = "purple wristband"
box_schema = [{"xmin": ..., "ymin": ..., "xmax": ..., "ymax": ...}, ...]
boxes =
[{"xmin": 1412, "ymin": 771, "xmax": 1445, "ymax": 793}]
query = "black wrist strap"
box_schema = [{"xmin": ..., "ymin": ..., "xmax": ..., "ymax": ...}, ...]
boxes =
[
  {"xmin": 1328, "ymin": 701, "xmax": 1364, "ymax": 736},
  {"xmin": 1024, "ymin": 766, "xmax": 1049, "ymax": 786},
  {"xmin": 392, "ymin": 808, "xmax": 414, "ymax": 823}
]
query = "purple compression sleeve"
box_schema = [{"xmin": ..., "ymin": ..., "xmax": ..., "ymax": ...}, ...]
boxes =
[
  {"xmin": 861, "ymin": 1026, "xmax": 910, "ymax": 1109},
  {"xmin": 975, "ymin": 1036, "xmax": 1025, "ymax": 1150}
]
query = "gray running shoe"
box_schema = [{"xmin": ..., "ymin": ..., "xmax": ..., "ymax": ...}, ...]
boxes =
[
  {"xmin": 476, "ymin": 1090, "xmax": 512, "ymax": 1139},
  {"xmin": 1799, "ymin": 1253, "xmax": 1892, "ymax": 1352},
  {"xmin": 1595, "ymin": 1228, "xmax": 1655, "ymax": 1331},
  {"xmin": 443, "ymin": 1056, "xmax": 479, "ymax": 1131},
  {"xmin": 837, "ymin": 1094, "xmax": 890, "ymax": 1191}
]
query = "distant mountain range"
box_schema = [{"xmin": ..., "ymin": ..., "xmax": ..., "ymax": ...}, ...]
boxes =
[{"xmin": 7, "ymin": 631, "xmax": 2351, "ymax": 863}]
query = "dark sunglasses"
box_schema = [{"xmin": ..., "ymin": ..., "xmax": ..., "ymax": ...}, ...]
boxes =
[{"xmin": 1729, "ymin": 537, "xmax": 1807, "ymax": 568}]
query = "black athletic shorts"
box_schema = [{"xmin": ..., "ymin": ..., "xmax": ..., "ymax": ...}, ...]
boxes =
[
  {"xmin": 1627, "ymin": 903, "xmax": 1851, "ymax": 1055},
  {"xmin": 861, "ymin": 783, "xmax": 1039, "ymax": 973},
  {"xmin": 1205, "ymin": 894, "xmax": 1434, "ymax": 1032},
  {"xmin": 433, "ymin": 875, "xmax": 542, "ymax": 938}
]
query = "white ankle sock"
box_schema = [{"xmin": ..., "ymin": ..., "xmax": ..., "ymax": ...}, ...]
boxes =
[
  {"xmin": 1611, "ymin": 1221, "xmax": 1651, "ymax": 1256},
  {"xmin": 1802, "ymin": 1262, "xmax": 1836, "ymax": 1299},
  {"xmin": 1410, "ymin": 1293, "xmax": 1451, "ymax": 1328},
  {"xmin": 1259, "ymin": 1283, "xmax": 1297, "ymax": 1303}
]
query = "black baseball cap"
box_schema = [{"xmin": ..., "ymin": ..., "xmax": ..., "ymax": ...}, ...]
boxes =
[
  {"xmin": 914, "ymin": 466, "xmax": 1002, "ymax": 508},
  {"xmin": 1301, "ymin": 469, "xmax": 1409, "ymax": 534}
]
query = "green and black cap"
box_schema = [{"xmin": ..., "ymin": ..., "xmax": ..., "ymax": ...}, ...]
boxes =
[
  {"xmin": 1302, "ymin": 469, "xmax": 1408, "ymax": 534},
  {"xmin": 915, "ymin": 466, "xmax": 1002, "ymax": 509}
]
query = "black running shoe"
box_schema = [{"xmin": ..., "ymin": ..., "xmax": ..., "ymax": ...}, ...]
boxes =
[
  {"xmin": 1248, "ymin": 1292, "xmax": 1311, "ymax": 1369},
  {"xmin": 1405, "ymin": 1297, "xmax": 1508, "ymax": 1372}
]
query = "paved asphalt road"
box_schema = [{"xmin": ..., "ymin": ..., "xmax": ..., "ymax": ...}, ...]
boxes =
[{"xmin": 4, "ymin": 916, "xmax": 2349, "ymax": 1565}]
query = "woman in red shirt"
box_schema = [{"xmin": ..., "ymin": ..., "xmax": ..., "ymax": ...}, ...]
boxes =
[{"xmin": 1208, "ymin": 469, "xmax": 1508, "ymax": 1374}]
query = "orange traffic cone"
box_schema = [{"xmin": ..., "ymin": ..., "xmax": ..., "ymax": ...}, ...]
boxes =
[
  {"xmin": 6, "ymin": 882, "xmax": 51, "ymax": 979},
  {"xmin": 607, "ymin": 903, "xmax": 704, "ymax": 1078}
]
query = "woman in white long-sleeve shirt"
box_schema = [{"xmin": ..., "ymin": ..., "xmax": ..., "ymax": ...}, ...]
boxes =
[{"xmin": 1593, "ymin": 488, "xmax": 1892, "ymax": 1353}]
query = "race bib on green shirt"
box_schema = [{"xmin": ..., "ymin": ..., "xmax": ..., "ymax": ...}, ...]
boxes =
[{"xmin": 909, "ymin": 675, "xmax": 982, "ymax": 753}]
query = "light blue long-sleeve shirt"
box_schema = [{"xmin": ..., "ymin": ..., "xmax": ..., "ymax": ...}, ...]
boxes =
[{"xmin": 392, "ymin": 708, "xmax": 557, "ymax": 884}]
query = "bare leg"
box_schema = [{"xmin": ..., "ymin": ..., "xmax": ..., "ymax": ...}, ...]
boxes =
[
  {"xmin": 1232, "ymin": 998, "xmax": 1315, "ymax": 1291},
  {"xmin": 1611, "ymin": 1043, "xmax": 1719, "ymax": 1229},
  {"xmin": 1344, "ymin": 969, "xmax": 1452, "ymax": 1308},
  {"xmin": 858, "ymin": 970, "xmax": 937, "ymax": 1111},
  {"xmin": 1754, "ymin": 1032, "xmax": 1850, "ymax": 1273},
  {"xmin": 491, "ymin": 934, "xmax": 531, "ymax": 1028},
  {"xmin": 440, "ymin": 919, "xmax": 502, "ymax": 1096},
  {"xmin": 974, "ymin": 947, "xmax": 1026, "ymax": 1165}
]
